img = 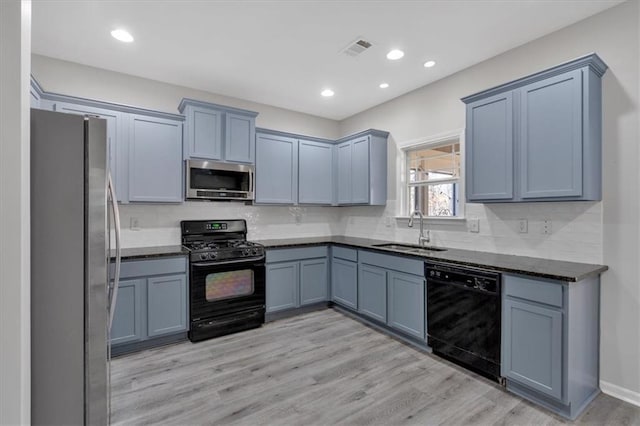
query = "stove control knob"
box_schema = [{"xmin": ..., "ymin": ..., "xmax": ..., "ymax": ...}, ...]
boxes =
[
  {"xmin": 209, "ymin": 252, "xmax": 217, "ymax": 260},
  {"xmin": 199, "ymin": 253, "xmax": 209, "ymax": 261},
  {"xmin": 253, "ymin": 248, "xmax": 260, "ymax": 255},
  {"xmin": 243, "ymin": 249, "xmax": 251, "ymax": 256}
]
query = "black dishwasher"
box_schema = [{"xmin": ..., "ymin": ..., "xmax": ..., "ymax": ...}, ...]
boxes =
[{"xmin": 426, "ymin": 262, "xmax": 501, "ymax": 382}]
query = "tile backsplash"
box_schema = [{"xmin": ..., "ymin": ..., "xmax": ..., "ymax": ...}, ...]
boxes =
[{"xmin": 115, "ymin": 200, "xmax": 602, "ymax": 264}]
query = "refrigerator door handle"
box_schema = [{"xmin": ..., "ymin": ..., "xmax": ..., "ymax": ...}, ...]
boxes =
[{"xmin": 107, "ymin": 173, "xmax": 121, "ymax": 330}]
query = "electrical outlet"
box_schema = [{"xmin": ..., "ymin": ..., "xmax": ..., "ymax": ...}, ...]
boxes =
[
  {"xmin": 518, "ymin": 219, "xmax": 528, "ymax": 233},
  {"xmin": 468, "ymin": 218, "xmax": 480, "ymax": 233},
  {"xmin": 130, "ymin": 217, "xmax": 140, "ymax": 231},
  {"xmin": 542, "ymin": 219, "xmax": 552, "ymax": 235},
  {"xmin": 295, "ymin": 213, "xmax": 302, "ymax": 224}
]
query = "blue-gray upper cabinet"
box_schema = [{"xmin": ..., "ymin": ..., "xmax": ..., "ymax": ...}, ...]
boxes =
[
  {"xmin": 501, "ymin": 273, "xmax": 601, "ymax": 420},
  {"xmin": 466, "ymin": 92, "xmax": 514, "ymax": 201},
  {"xmin": 128, "ymin": 114, "xmax": 183, "ymax": 203},
  {"xmin": 358, "ymin": 264, "xmax": 387, "ymax": 323},
  {"xmin": 110, "ymin": 278, "xmax": 145, "ymax": 345},
  {"xmin": 45, "ymin": 101, "xmax": 127, "ymax": 202},
  {"xmin": 298, "ymin": 139, "xmax": 333, "ymax": 205},
  {"xmin": 147, "ymin": 274, "xmax": 188, "ymax": 338},
  {"xmin": 519, "ymin": 70, "xmax": 583, "ymax": 199},
  {"xmin": 255, "ymin": 132, "xmax": 298, "ymax": 204},
  {"xmin": 462, "ymin": 53, "xmax": 607, "ymax": 203},
  {"xmin": 387, "ymin": 271, "xmax": 425, "ymax": 339},
  {"xmin": 179, "ymin": 99, "xmax": 258, "ymax": 164},
  {"xmin": 335, "ymin": 130, "xmax": 388, "ymax": 206}
]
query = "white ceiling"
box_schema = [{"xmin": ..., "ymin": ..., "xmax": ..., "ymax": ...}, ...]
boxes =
[{"xmin": 32, "ymin": 0, "xmax": 622, "ymax": 120}]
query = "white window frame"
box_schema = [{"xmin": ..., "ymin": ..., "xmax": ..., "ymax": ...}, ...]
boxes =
[{"xmin": 397, "ymin": 129, "xmax": 465, "ymax": 220}]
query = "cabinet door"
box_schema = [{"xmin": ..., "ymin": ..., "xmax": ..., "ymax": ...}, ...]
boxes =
[
  {"xmin": 466, "ymin": 92, "xmax": 514, "ymax": 201},
  {"xmin": 358, "ymin": 264, "xmax": 387, "ymax": 322},
  {"xmin": 111, "ymin": 279, "xmax": 144, "ymax": 345},
  {"xmin": 300, "ymin": 258, "xmax": 328, "ymax": 305},
  {"xmin": 185, "ymin": 105, "xmax": 223, "ymax": 160},
  {"xmin": 147, "ymin": 274, "xmax": 188, "ymax": 337},
  {"xmin": 331, "ymin": 258, "xmax": 357, "ymax": 309},
  {"xmin": 266, "ymin": 262, "xmax": 299, "ymax": 313},
  {"xmin": 255, "ymin": 133, "xmax": 298, "ymax": 204},
  {"xmin": 225, "ymin": 112, "xmax": 255, "ymax": 163},
  {"xmin": 336, "ymin": 142, "xmax": 352, "ymax": 204},
  {"xmin": 388, "ymin": 272, "xmax": 425, "ymax": 339},
  {"xmin": 50, "ymin": 101, "xmax": 126, "ymax": 202},
  {"xmin": 128, "ymin": 115, "xmax": 183, "ymax": 202},
  {"xmin": 298, "ymin": 140, "xmax": 333, "ymax": 204},
  {"xmin": 502, "ymin": 298, "xmax": 563, "ymax": 400},
  {"xmin": 519, "ymin": 70, "xmax": 583, "ymax": 199},
  {"xmin": 351, "ymin": 136, "xmax": 370, "ymax": 204}
]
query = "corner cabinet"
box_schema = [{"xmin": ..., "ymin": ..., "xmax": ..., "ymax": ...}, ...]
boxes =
[
  {"xmin": 336, "ymin": 130, "xmax": 388, "ymax": 206},
  {"xmin": 179, "ymin": 99, "xmax": 258, "ymax": 164},
  {"xmin": 463, "ymin": 53, "xmax": 607, "ymax": 203},
  {"xmin": 501, "ymin": 274, "xmax": 601, "ymax": 420},
  {"xmin": 110, "ymin": 256, "xmax": 189, "ymax": 356}
]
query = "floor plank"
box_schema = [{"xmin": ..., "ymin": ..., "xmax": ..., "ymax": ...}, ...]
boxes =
[{"xmin": 111, "ymin": 309, "xmax": 640, "ymax": 425}]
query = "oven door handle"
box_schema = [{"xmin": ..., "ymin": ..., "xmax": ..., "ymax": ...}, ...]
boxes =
[{"xmin": 191, "ymin": 258, "xmax": 265, "ymax": 267}]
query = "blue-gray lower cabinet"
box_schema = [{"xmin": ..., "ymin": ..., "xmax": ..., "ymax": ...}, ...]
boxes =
[
  {"xmin": 110, "ymin": 256, "xmax": 188, "ymax": 354},
  {"xmin": 266, "ymin": 262, "xmax": 299, "ymax": 313},
  {"xmin": 388, "ymin": 271, "xmax": 425, "ymax": 339},
  {"xmin": 147, "ymin": 274, "xmax": 188, "ymax": 337},
  {"xmin": 111, "ymin": 278, "xmax": 145, "ymax": 345},
  {"xmin": 501, "ymin": 273, "xmax": 601, "ymax": 420},
  {"xmin": 358, "ymin": 264, "xmax": 387, "ymax": 323},
  {"xmin": 265, "ymin": 247, "xmax": 329, "ymax": 314},
  {"xmin": 331, "ymin": 258, "xmax": 358, "ymax": 309},
  {"xmin": 300, "ymin": 259, "xmax": 329, "ymax": 305},
  {"xmin": 128, "ymin": 114, "xmax": 183, "ymax": 202}
]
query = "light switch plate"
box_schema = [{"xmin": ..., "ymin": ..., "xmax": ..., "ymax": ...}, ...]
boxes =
[
  {"xmin": 542, "ymin": 219, "xmax": 552, "ymax": 235},
  {"xmin": 130, "ymin": 217, "xmax": 140, "ymax": 231},
  {"xmin": 468, "ymin": 218, "xmax": 480, "ymax": 233}
]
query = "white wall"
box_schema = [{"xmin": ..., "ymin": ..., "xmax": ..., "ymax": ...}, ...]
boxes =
[
  {"xmin": 32, "ymin": 54, "xmax": 340, "ymax": 140},
  {"xmin": 0, "ymin": 0, "xmax": 31, "ymax": 423},
  {"xmin": 339, "ymin": 1, "xmax": 640, "ymax": 400}
]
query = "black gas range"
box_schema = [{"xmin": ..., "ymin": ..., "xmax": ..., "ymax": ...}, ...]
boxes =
[{"xmin": 181, "ymin": 220, "xmax": 266, "ymax": 342}]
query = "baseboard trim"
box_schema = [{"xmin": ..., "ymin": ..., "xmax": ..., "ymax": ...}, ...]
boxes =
[{"xmin": 600, "ymin": 380, "xmax": 640, "ymax": 407}]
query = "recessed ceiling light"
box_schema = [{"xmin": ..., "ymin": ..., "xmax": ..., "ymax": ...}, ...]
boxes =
[
  {"xmin": 111, "ymin": 29, "xmax": 134, "ymax": 43},
  {"xmin": 379, "ymin": 83, "xmax": 389, "ymax": 89},
  {"xmin": 423, "ymin": 60, "xmax": 436, "ymax": 68},
  {"xmin": 386, "ymin": 49, "xmax": 404, "ymax": 60},
  {"xmin": 321, "ymin": 89, "xmax": 335, "ymax": 97}
]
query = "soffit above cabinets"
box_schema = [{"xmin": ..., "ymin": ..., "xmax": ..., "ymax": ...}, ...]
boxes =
[{"xmin": 32, "ymin": 1, "xmax": 623, "ymax": 120}]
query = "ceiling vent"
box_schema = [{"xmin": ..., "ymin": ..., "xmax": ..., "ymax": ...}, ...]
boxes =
[{"xmin": 341, "ymin": 37, "xmax": 373, "ymax": 57}]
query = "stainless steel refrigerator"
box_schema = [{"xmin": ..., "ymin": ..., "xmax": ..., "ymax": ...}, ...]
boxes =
[{"xmin": 30, "ymin": 109, "xmax": 121, "ymax": 425}]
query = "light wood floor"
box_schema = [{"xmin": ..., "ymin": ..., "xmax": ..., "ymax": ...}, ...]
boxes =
[{"xmin": 111, "ymin": 309, "xmax": 640, "ymax": 425}]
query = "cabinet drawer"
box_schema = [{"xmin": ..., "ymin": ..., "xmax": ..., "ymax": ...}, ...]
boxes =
[
  {"xmin": 359, "ymin": 250, "xmax": 423, "ymax": 276},
  {"xmin": 332, "ymin": 246, "xmax": 358, "ymax": 262},
  {"xmin": 266, "ymin": 246, "xmax": 328, "ymax": 263},
  {"xmin": 114, "ymin": 256, "xmax": 187, "ymax": 280},
  {"xmin": 503, "ymin": 274, "xmax": 564, "ymax": 308}
]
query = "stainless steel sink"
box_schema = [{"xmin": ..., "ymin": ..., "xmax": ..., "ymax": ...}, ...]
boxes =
[{"xmin": 372, "ymin": 243, "xmax": 447, "ymax": 253}]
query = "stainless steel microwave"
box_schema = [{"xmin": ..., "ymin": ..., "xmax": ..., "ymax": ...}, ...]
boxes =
[{"xmin": 186, "ymin": 160, "xmax": 254, "ymax": 201}]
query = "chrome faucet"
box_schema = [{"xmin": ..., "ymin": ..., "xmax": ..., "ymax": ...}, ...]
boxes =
[{"xmin": 408, "ymin": 210, "xmax": 430, "ymax": 246}]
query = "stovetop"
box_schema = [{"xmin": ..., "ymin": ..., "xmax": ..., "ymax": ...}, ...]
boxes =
[{"xmin": 183, "ymin": 239, "xmax": 265, "ymax": 263}]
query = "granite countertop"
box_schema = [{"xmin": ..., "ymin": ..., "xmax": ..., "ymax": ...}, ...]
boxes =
[
  {"xmin": 110, "ymin": 245, "xmax": 189, "ymax": 261},
  {"xmin": 254, "ymin": 236, "xmax": 608, "ymax": 282}
]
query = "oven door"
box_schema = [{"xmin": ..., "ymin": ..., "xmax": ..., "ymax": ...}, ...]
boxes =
[
  {"xmin": 190, "ymin": 258, "xmax": 265, "ymax": 321},
  {"xmin": 186, "ymin": 160, "xmax": 254, "ymax": 201}
]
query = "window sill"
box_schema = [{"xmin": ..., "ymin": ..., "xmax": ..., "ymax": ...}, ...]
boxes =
[{"xmin": 394, "ymin": 216, "xmax": 467, "ymax": 225}]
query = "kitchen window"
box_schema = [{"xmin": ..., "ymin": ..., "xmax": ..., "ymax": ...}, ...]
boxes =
[{"xmin": 405, "ymin": 138, "xmax": 462, "ymax": 218}]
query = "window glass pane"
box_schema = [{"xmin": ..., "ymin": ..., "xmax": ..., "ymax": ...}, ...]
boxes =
[
  {"xmin": 205, "ymin": 270, "xmax": 254, "ymax": 302},
  {"xmin": 407, "ymin": 142, "xmax": 460, "ymax": 183},
  {"xmin": 409, "ymin": 183, "xmax": 458, "ymax": 217}
]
